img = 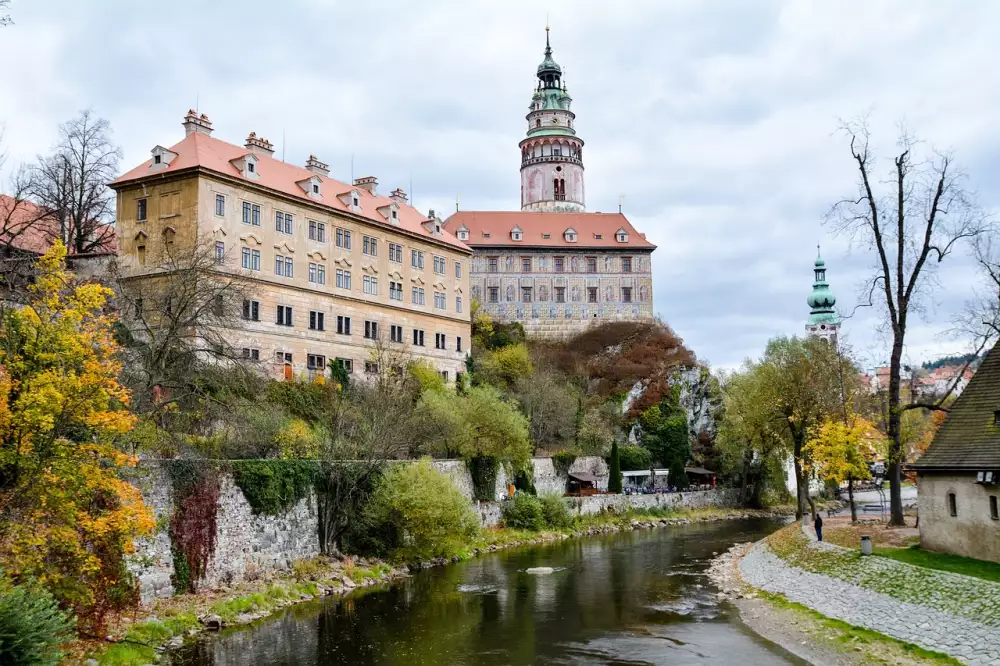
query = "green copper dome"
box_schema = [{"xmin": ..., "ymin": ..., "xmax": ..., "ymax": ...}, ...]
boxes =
[
  {"xmin": 537, "ymin": 27, "xmax": 562, "ymax": 76},
  {"xmin": 807, "ymin": 253, "xmax": 838, "ymax": 325}
]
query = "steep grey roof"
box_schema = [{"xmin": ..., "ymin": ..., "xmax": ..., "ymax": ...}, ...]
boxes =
[{"xmin": 915, "ymin": 344, "xmax": 1000, "ymax": 471}]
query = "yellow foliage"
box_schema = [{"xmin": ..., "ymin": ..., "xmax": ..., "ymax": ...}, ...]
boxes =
[
  {"xmin": 409, "ymin": 360, "xmax": 446, "ymax": 393},
  {"xmin": 478, "ymin": 343, "xmax": 534, "ymax": 389},
  {"xmin": 803, "ymin": 416, "xmax": 882, "ymax": 485},
  {"xmin": 277, "ymin": 418, "xmax": 321, "ymax": 458},
  {"xmin": 0, "ymin": 241, "xmax": 154, "ymax": 631}
]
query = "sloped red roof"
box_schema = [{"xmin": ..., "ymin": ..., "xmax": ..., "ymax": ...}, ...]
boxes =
[
  {"xmin": 0, "ymin": 194, "xmax": 116, "ymax": 255},
  {"xmin": 111, "ymin": 132, "xmax": 469, "ymax": 252},
  {"xmin": 443, "ymin": 210, "xmax": 656, "ymax": 249}
]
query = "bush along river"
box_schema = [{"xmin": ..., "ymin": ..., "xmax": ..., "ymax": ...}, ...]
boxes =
[{"xmin": 171, "ymin": 518, "xmax": 807, "ymax": 665}]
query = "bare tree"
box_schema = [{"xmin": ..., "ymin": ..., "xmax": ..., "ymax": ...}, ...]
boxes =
[
  {"xmin": 0, "ymin": 133, "xmax": 49, "ymax": 297},
  {"xmin": 0, "ymin": 0, "xmax": 11, "ymax": 27},
  {"xmin": 828, "ymin": 121, "xmax": 989, "ymax": 525},
  {"xmin": 30, "ymin": 110, "xmax": 120, "ymax": 255},
  {"xmin": 114, "ymin": 237, "xmax": 254, "ymax": 420},
  {"xmin": 960, "ymin": 234, "xmax": 1000, "ymax": 348}
]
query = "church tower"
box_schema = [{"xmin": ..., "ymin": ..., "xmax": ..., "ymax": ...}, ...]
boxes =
[
  {"xmin": 806, "ymin": 250, "xmax": 839, "ymax": 345},
  {"xmin": 519, "ymin": 28, "xmax": 585, "ymax": 212}
]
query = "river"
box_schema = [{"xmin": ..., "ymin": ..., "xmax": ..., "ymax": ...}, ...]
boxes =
[{"xmin": 172, "ymin": 518, "xmax": 806, "ymax": 665}]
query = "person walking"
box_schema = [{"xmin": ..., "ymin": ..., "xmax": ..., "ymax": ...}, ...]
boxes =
[{"xmin": 814, "ymin": 513, "xmax": 823, "ymax": 542}]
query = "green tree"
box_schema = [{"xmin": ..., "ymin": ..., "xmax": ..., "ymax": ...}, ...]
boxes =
[
  {"xmin": 476, "ymin": 344, "xmax": 533, "ymax": 391},
  {"xmin": 608, "ymin": 440, "xmax": 623, "ymax": 493},
  {"xmin": 514, "ymin": 371, "xmax": 578, "ymax": 453},
  {"xmin": 365, "ymin": 459, "xmax": 479, "ymax": 561},
  {"xmin": 0, "ymin": 578, "xmax": 74, "ymax": 666},
  {"xmin": 638, "ymin": 388, "xmax": 690, "ymax": 490}
]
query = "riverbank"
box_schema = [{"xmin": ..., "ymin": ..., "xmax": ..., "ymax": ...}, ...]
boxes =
[
  {"xmin": 79, "ymin": 502, "xmax": 810, "ymax": 665},
  {"xmin": 710, "ymin": 521, "xmax": 1000, "ymax": 665}
]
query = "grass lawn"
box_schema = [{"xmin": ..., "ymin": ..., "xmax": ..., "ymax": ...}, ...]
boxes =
[{"xmin": 874, "ymin": 546, "xmax": 1000, "ymax": 584}]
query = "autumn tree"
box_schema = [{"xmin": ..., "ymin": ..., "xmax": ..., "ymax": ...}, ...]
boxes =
[
  {"xmin": 804, "ymin": 416, "xmax": 881, "ymax": 522},
  {"xmin": 829, "ymin": 121, "xmax": 989, "ymax": 524},
  {"xmin": 0, "ymin": 242, "xmax": 154, "ymax": 632},
  {"xmin": 514, "ymin": 370, "xmax": 578, "ymax": 453},
  {"xmin": 30, "ymin": 110, "xmax": 119, "ymax": 255}
]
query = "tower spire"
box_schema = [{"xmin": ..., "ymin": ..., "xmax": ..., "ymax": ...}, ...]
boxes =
[
  {"xmin": 545, "ymin": 25, "xmax": 551, "ymax": 56},
  {"xmin": 806, "ymin": 251, "xmax": 839, "ymax": 344}
]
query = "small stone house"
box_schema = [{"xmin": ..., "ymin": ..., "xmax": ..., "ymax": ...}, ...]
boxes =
[{"xmin": 914, "ymin": 345, "xmax": 1000, "ymax": 563}]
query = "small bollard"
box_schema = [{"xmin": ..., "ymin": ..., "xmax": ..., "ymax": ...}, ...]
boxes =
[{"xmin": 860, "ymin": 535, "xmax": 872, "ymax": 556}]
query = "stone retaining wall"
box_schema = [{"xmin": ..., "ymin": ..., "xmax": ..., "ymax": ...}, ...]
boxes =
[{"xmin": 565, "ymin": 488, "xmax": 740, "ymax": 516}]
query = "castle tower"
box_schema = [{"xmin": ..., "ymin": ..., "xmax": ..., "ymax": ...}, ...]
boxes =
[
  {"xmin": 519, "ymin": 28, "xmax": 585, "ymax": 212},
  {"xmin": 806, "ymin": 249, "xmax": 839, "ymax": 345}
]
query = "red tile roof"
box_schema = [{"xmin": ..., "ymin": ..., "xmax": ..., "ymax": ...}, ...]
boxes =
[
  {"xmin": 0, "ymin": 195, "xmax": 116, "ymax": 255},
  {"xmin": 111, "ymin": 132, "xmax": 469, "ymax": 252},
  {"xmin": 443, "ymin": 211, "xmax": 656, "ymax": 249}
]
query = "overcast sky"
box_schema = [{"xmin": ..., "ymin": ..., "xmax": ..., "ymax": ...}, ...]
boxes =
[{"xmin": 1, "ymin": 1, "xmax": 997, "ymax": 370}]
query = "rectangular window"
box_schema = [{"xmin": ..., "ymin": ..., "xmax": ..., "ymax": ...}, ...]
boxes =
[
  {"xmin": 335, "ymin": 358, "xmax": 353, "ymax": 374},
  {"xmin": 309, "ymin": 220, "xmax": 316, "ymax": 240},
  {"xmin": 412, "ymin": 329, "xmax": 425, "ymax": 347},
  {"xmin": 336, "ymin": 228, "xmax": 351, "ymax": 249},
  {"xmin": 389, "ymin": 281, "xmax": 402, "ymax": 301},
  {"xmin": 276, "ymin": 305, "xmax": 293, "ymax": 327},
  {"xmin": 456, "ymin": 296, "xmax": 463, "ymax": 313},
  {"xmin": 455, "ymin": 261, "xmax": 462, "ymax": 279},
  {"xmin": 457, "ymin": 336, "xmax": 463, "ymax": 353},
  {"xmin": 242, "ymin": 299, "xmax": 260, "ymax": 321},
  {"xmin": 275, "ymin": 211, "xmax": 285, "ymax": 233},
  {"xmin": 434, "ymin": 292, "xmax": 446, "ymax": 310},
  {"xmin": 487, "ymin": 256, "xmax": 498, "ymax": 273},
  {"xmin": 555, "ymin": 287, "xmax": 566, "ymax": 303},
  {"xmin": 991, "ymin": 496, "xmax": 999, "ymax": 521},
  {"xmin": 521, "ymin": 286, "xmax": 532, "ymax": 303},
  {"xmin": 586, "ymin": 257, "xmax": 597, "ymax": 273},
  {"xmin": 363, "ymin": 275, "xmax": 379, "ymax": 296},
  {"xmin": 308, "ymin": 221, "xmax": 326, "ymax": 242},
  {"xmin": 309, "ymin": 311, "xmax": 325, "ymax": 331},
  {"xmin": 276, "ymin": 351, "xmax": 293, "ymax": 365},
  {"xmin": 554, "ymin": 256, "xmax": 564, "ymax": 273},
  {"xmin": 412, "ymin": 287, "xmax": 425, "ymax": 305},
  {"xmin": 440, "ymin": 370, "xmax": 449, "ymax": 382},
  {"xmin": 308, "ymin": 263, "xmax": 317, "ymax": 283},
  {"xmin": 411, "ymin": 249, "xmax": 425, "ymax": 269},
  {"xmin": 622, "ymin": 287, "xmax": 632, "ymax": 303},
  {"xmin": 251, "ymin": 204, "xmax": 261, "ymax": 226},
  {"xmin": 241, "ymin": 347, "xmax": 260, "ymax": 361},
  {"xmin": 390, "ymin": 324, "xmax": 403, "ymax": 343},
  {"xmin": 948, "ymin": 492, "xmax": 957, "ymax": 517},
  {"xmin": 242, "ymin": 201, "xmax": 251, "ymax": 224},
  {"xmin": 588, "ymin": 287, "xmax": 598, "ymax": 303},
  {"xmin": 337, "ymin": 315, "xmax": 351, "ymax": 335},
  {"xmin": 336, "ymin": 269, "xmax": 351, "ymax": 290},
  {"xmin": 622, "ymin": 256, "xmax": 633, "ymax": 273},
  {"xmin": 365, "ymin": 361, "xmax": 379, "ymax": 375},
  {"xmin": 251, "ymin": 249, "xmax": 260, "ymax": 271},
  {"xmin": 135, "ymin": 198, "xmax": 147, "ymax": 222},
  {"xmin": 389, "ymin": 243, "xmax": 403, "ymax": 263},
  {"xmin": 307, "ymin": 354, "xmax": 326, "ymax": 370},
  {"xmin": 241, "ymin": 248, "xmax": 253, "ymax": 270},
  {"xmin": 215, "ymin": 194, "xmax": 225, "ymax": 216},
  {"xmin": 285, "ymin": 257, "xmax": 293, "ymax": 278},
  {"xmin": 316, "ymin": 265, "xmax": 325, "ymax": 285},
  {"xmin": 215, "ymin": 241, "xmax": 225, "ymax": 264},
  {"xmin": 364, "ymin": 320, "xmax": 379, "ymax": 340},
  {"xmin": 488, "ymin": 286, "xmax": 499, "ymax": 303},
  {"xmin": 275, "ymin": 254, "xmax": 285, "ymax": 276},
  {"xmin": 435, "ymin": 333, "xmax": 446, "ymax": 349},
  {"xmin": 364, "ymin": 236, "xmax": 378, "ymax": 256},
  {"xmin": 521, "ymin": 256, "xmax": 531, "ymax": 272},
  {"xmin": 433, "ymin": 256, "xmax": 446, "ymax": 274}
]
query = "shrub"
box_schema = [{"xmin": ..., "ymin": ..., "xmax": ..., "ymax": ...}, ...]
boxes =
[
  {"xmin": 0, "ymin": 579, "xmax": 74, "ymax": 666},
  {"xmin": 618, "ymin": 444, "xmax": 652, "ymax": 471},
  {"xmin": 501, "ymin": 493, "xmax": 545, "ymax": 531},
  {"xmin": 551, "ymin": 450, "xmax": 577, "ymax": 476},
  {"xmin": 538, "ymin": 494, "xmax": 572, "ymax": 529},
  {"xmin": 365, "ymin": 460, "xmax": 479, "ymax": 561},
  {"xmin": 230, "ymin": 460, "xmax": 319, "ymax": 516}
]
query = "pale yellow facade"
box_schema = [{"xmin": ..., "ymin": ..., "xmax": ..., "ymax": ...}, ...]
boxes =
[{"xmin": 114, "ymin": 171, "xmax": 471, "ymax": 382}]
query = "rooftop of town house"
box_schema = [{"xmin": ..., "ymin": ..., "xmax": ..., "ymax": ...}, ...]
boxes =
[{"xmin": 443, "ymin": 210, "xmax": 655, "ymax": 249}]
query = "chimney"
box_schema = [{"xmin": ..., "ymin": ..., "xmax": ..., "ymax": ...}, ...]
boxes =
[
  {"xmin": 244, "ymin": 132, "xmax": 274, "ymax": 158},
  {"xmin": 389, "ymin": 187, "xmax": 408, "ymax": 205},
  {"xmin": 428, "ymin": 209, "xmax": 436, "ymax": 220},
  {"xmin": 305, "ymin": 154, "xmax": 329, "ymax": 177},
  {"xmin": 182, "ymin": 109, "xmax": 213, "ymax": 137},
  {"xmin": 353, "ymin": 176, "xmax": 378, "ymax": 194}
]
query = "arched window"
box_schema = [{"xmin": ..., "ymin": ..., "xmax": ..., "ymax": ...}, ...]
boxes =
[{"xmin": 535, "ymin": 119, "xmax": 541, "ymax": 128}]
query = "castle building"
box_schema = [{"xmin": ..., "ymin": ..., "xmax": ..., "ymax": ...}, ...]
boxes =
[
  {"xmin": 110, "ymin": 111, "xmax": 471, "ymax": 382},
  {"xmin": 805, "ymin": 251, "xmax": 838, "ymax": 345},
  {"xmin": 444, "ymin": 29, "xmax": 655, "ymax": 338}
]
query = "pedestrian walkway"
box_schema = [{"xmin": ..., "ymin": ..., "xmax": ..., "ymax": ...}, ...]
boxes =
[{"xmin": 740, "ymin": 525, "xmax": 1000, "ymax": 665}]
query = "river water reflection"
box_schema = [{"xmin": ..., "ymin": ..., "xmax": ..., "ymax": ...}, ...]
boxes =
[{"xmin": 173, "ymin": 518, "xmax": 806, "ymax": 665}]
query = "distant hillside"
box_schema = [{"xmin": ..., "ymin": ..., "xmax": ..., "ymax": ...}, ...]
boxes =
[{"xmin": 921, "ymin": 353, "xmax": 981, "ymax": 371}]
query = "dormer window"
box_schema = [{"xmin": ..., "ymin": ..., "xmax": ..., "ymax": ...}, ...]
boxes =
[
  {"xmin": 594, "ymin": 234, "xmax": 602, "ymax": 240},
  {"xmin": 149, "ymin": 145, "xmax": 178, "ymax": 172},
  {"xmin": 247, "ymin": 162, "xmax": 255, "ymax": 174},
  {"xmin": 312, "ymin": 183, "xmax": 320, "ymax": 195},
  {"xmin": 153, "ymin": 154, "xmax": 162, "ymax": 165},
  {"xmin": 511, "ymin": 225, "xmax": 523, "ymax": 242},
  {"xmin": 353, "ymin": 195, "xmax": 359, "ymax": 207},
  {"xmin": 338, "ymin": 189, "xmax": 362, "ymax": 211},
  {"xmin": 615, "ymin": 228, "xmax": 629, "ymax": 243},
  {"xmin": 457, "ymin": 226, "xmax": 469, "ymax": 241},
  {"xmin": 564, "ymin": 228, "xmax": 577, "ymax": 243},
  {"xmin": 391, "ymin": 209, "xmax": 398, "ymax": 221}
]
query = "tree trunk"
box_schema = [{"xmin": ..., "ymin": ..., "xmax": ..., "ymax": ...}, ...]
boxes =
[
  {"xmin": 848, "ymin": 476, "xmax": 856, "ymax": 523},
  {"xmin": 793, "ymin": 443, "xmax": 807, "ymax": 520},
  {"xmin": 887, "ymin": 339, "xmax": 905, "ymax": 525}
]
